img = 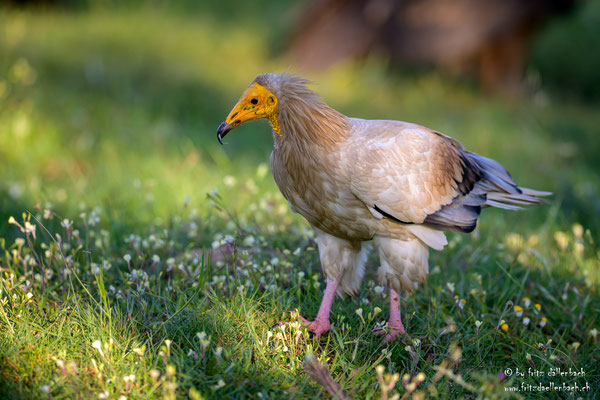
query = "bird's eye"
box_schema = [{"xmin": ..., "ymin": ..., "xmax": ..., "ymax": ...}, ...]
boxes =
[{"xmin": 250, "ymin": 98, "xmax": 258, "ymax": 105}]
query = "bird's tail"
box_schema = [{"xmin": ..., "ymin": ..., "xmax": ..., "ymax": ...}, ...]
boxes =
[
  {"xmin": 469, "ymin": 153, "xmax": 552, "ymax": 210},
  {"xmin": 422, "ymin": 152, "xmax": 551, "ymax": 234}
]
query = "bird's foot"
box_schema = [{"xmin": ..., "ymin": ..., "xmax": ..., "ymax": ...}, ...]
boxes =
[
  {"xmin": 271, "ymin": 311, "xmax": 331, "ymax": 338},
  {"xmin": 372, "ymin": 320, "xmax": 407, "ymax": 343},
  {"xmin": 296, "ymin": 314, "xmax": 331, "ymax": 338}
]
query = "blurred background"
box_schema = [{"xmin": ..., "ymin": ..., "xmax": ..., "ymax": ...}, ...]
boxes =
[{"xmin": 1, "ymin": 0, "xmax": 599, "ymax": 238}]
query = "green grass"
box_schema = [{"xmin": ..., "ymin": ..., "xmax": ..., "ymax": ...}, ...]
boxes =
[{"xmin": 0, "ymin": 6, "xmax": 599, "ymax": 400}]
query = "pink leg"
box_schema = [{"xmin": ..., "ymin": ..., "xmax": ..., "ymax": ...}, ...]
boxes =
[
  {"xmin": 386, "ymin": 288, "xmax": 406, "ymax": 341},
  {"xmin": 297, "ymin": 279, "xmax": 338, "ymax": 338},
  {"xmin": 373, "ymin": 288, "xmax": 406, "ymax": 342}
]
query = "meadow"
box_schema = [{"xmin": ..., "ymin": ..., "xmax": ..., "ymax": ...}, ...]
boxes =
[{"xmin": 0, "ymin": 4, "xmax": 599, "ymax": 399}]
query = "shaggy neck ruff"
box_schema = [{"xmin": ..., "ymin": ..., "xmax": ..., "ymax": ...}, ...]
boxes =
[{"xmin": 253, "ymin": 74, "xmax": 350, "ymax": 150}]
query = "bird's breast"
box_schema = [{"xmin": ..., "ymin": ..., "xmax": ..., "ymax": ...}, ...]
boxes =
[{"xmin": 271, "ymin": 147, "xmax": 374, "ymax": 241}]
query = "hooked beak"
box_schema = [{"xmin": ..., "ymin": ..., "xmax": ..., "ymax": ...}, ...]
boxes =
[
  {"xmin": 216, "ymin": 103, "xmax": 248, "ymax": 146},
  {"xmin": 216, "ymin": 121, "xmax": 232, "ymax": 145},
  {"xmin": 216, "ymin": 97, "xmax": 252, "ymax": 145},
  {"xmin": 216, "ymin": 82, "xmax": 278, "ymax": 145}
]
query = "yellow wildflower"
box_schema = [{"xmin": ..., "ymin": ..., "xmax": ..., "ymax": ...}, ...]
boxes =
[
  {"xmin": 572, "ymin": 224, "xmax": 584, "ymax": 240},
  {"xmin": 554, "ymin": 231, "xmax": 569, "ymax": 251},
  {"xmin": 513, "ymin": 305, "xmax": 523, "ymax": 317}
]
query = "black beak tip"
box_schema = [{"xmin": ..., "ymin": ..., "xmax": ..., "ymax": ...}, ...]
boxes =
[{"xmin": 217, "ymin": 122, "xmax": 231, "ymax": 145}]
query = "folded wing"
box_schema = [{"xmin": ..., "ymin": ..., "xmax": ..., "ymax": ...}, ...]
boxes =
[{"xmin": 348, "ymin": 121, "xmax": 550, "ymax": 235}]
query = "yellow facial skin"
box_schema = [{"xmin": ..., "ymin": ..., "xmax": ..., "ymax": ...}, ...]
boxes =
[{"xmin": 217, "ymin": 83, "xmax": 281, "ymax": 144}]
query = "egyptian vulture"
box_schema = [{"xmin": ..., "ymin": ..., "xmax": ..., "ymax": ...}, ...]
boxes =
[{"xmin": 217, "ymin": 73, "xmax": 549, "ymax": 341}]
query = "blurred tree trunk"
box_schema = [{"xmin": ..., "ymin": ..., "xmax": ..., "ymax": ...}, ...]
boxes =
[{"xmin": 290, "ymin": 0, "xmax": 574, "ymax": 94}]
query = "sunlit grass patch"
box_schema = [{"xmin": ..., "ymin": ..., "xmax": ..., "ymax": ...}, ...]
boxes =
[{"xmin": 2, "ymin": 192, "xmax": 599, "ymax": 398}]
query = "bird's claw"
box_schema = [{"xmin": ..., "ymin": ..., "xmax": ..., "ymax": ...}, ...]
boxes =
[
  {"xmin": 271, "ymin": 311, "xmax": 331, "ymax": 338},
  {"xmin": 294, "ymin": 312, "xmax": 331, "ymax": 338},
  {"xmin": 270, "ymin": 321, "xmax": 286, "ymax": 330},
  {"xmin": 372, "ymin": 322, "xmax": 409, "ymax": 343}
]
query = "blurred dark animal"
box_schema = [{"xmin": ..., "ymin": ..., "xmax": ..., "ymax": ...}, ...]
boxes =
[{"xmin": 290, "ymin": 0, "xmax": 574, "ymax": 93}]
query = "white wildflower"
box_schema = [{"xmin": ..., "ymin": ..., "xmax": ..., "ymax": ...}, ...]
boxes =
[
  {"xmin": 91, "ymin": 263, "xmax": 101, "ymax": 275},
  {"xmin": 214, "ymin": 346, "xmax": 223, "ymax": 357},
  {"xmin": 213, "ymin": 379, "xmax": 225, "ymax": 390},
  {"xmin": 513, "ymin": 305, "xmax": 524, "ymax": 317},
  {"xmin": 188, "ymin": 349, "xmax": 198, "ymax": 359},
  {"xmin": 149, "ymin": 369, "xmax": 160, "ymax": 380},
  {"xmin": 132, "ymin": 347, "xmax": 145, "ymax": 357},
  {"xmin": 223, "ymin": 176, "xmax": 236, "ymax": 187},
  {"xmin": 24, "ymin": 221, "xmax": 36, "ymax": 236},
  {"xmin": 256, "ymin": 163, "xmax": 269, "ymax": 179},
  {"xmin": 88, "ymin": 210, "xmax": 100, "ymax": 226}
]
